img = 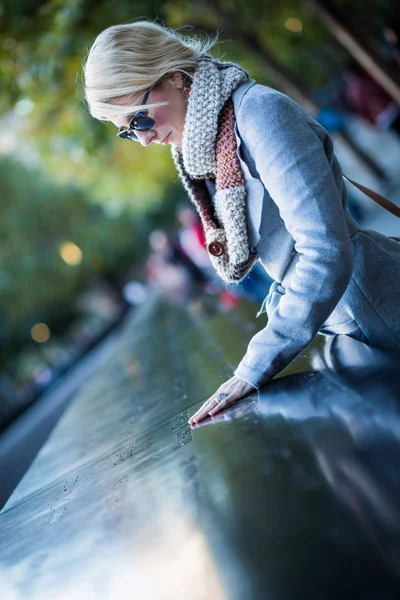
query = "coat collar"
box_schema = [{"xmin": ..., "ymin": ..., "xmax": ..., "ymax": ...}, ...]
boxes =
[{"xmin": 231, "ymin": 78, "xmax": 257, "ymax": 106}]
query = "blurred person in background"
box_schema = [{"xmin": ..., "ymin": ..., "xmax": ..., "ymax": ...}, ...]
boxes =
[
  {"xmin": 145, "ymin": 229, "xmax": 193, "ymax": 302},
  {"xmin": 378, "ymin": 23, "xmax": 400, "ymax": 70},
  {"xmin": 343, "ymin": 59, "xmax": 400, "ymax": 137},
  {"xmin": 177, "ymin": 203, "xmax": 272, "ymax": 302},
  {"xmin": 313, "ymin": 105, "xmax": 372, "ymax": 223},
  {"xmin": 83, "ymin": 20, "xmax": 400, "ymax": 425},
  {"xmin": 176, "ymin": 204, "xmax": 215, "ymax": 282}
]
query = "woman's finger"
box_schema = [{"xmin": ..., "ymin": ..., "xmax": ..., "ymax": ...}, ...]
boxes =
[
  {"xmin": 188, "ymin": 376, "xmax": 254, "ymax": 425},
  {"xmin": 188, "ymin": 382, "xmax": 229, "ymax": 423},
  {"xmin": 189, "ymin": 395, "xmax": 219, "ymax": 424},
  {"xmin": 190, "ymin": 391, "xmax": 235, "ymax": 424},
  {"xmin": 208, "ymin": 393, "xmax": 236, "ymax": 416},
  {"xmin": 189, "ymin": 387, "xmax": 230, "ymax": 424},
  {"xmin": 188, "ymin": 398, "xmax": 214, "ymax": 423}
]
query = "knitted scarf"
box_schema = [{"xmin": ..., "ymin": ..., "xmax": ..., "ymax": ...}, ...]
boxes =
[{"xmin": 171, "ymin": 55, "xmax": 259, "ymax": 283}]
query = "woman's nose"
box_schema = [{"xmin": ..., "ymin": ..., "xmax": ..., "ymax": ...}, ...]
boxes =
[{"xmin": 136, "ymin": 129, "xmax": 156, "ymax": 146}]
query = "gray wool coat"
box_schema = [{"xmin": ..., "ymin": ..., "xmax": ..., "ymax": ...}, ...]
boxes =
[{"xmin": 206, "ymin": 78, "xmax": 400, "ymax": 389}]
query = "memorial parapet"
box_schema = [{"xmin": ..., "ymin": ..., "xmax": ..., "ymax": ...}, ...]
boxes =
[{"xmin": 0, "ymin": 292, "xmax": 399, "ymax": 599}]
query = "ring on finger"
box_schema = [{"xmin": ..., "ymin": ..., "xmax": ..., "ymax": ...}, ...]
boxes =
[{"xmin": 216, "ymin": 392, "xmax": 228, "ymax": 403}]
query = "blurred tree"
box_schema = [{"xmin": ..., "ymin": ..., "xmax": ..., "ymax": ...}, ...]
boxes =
[
  {"xmin": 0, "ymin": 0, "xmax": 176, "ymax": 211},
  {"xmin": 0, "ymin": 0, "xmax": 354, "ymax": 201},
  {"xmin": 306, "ymin": 0, "xmax": 400, "ymax": 103},
  {"xmin": 2, "ymin": 0, "xmax": 395, "ymax": 202},
  {"xmin": 0, "ymin": 155, "xmax": 144, "ymax": 366}
]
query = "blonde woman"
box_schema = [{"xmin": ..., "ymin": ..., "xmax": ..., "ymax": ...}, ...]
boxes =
[{"xmin": 83, "ymin": 20, "xmax": 400, "ymax": 425}]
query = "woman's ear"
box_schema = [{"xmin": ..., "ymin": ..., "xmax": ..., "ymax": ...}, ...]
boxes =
[{"xmin": 168, "ymin": 72, "xmax": 185, "ymax": 89}]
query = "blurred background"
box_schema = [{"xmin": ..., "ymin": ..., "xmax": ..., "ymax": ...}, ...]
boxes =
[{"xmin": 1, "ymin": 0, "xmax": 400, "ymax": 439}]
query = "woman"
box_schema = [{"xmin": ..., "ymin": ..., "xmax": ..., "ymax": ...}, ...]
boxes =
[{"xmin": 83, "ymin": 20, "xmax": 400, "ymax": 425}]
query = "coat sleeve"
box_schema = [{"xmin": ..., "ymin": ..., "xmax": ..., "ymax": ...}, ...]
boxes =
[{"xmin": 234, "ymin": 91, "xmax": 354, "ymax": 389}]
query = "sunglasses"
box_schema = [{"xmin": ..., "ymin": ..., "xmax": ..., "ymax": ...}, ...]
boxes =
[{"xmin": 116, "ymin": 88, "xmax": 155, "ymax": 142}]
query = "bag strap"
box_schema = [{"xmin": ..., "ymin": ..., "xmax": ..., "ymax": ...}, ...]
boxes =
[{"xmin": 343, "ymin": 174, "xmax": 400, "ymax": 242}]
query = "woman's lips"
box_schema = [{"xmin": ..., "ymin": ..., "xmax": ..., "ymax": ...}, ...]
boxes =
[{"xmin": 161, "ymin": 132, "xmax": 171, "ymax": 145}]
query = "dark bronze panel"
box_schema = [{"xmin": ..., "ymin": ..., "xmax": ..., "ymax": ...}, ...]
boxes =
[{"xmin": 0, "ymin": 294, "xmax": 399, "ymax": 599}]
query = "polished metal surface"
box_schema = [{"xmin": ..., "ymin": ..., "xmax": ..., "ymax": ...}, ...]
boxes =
[{"xmin": 0, "ymin": 292, "xmax": 399, "ymax": 599}]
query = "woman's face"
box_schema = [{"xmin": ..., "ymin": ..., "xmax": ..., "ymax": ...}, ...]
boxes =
[{"xmin": 111, "ymin": 73, "xmax": 188, "ymax": 147}]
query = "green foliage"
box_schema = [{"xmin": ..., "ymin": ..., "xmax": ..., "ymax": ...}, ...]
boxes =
[
  {"xmin": 0, "ymin": 0, "xmax": 178, "ymax": 204},
  {"xmin": 2, "ymin": 0, "xmax": 392, "ymax": 201},
  {"xmin": 0, "ymin": 0, "xmax": 346, "ymax": 200},
  {"xmin": 0, "ymin": 155, "xmax": 142, "ymax": 363}
]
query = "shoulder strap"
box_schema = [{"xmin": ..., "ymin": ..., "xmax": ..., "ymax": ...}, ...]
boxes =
[{"xmin": 343, "ymin": 174, "xmax": 400, "ymax": 242}]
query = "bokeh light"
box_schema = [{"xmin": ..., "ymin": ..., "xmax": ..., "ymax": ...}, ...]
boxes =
[
  {"xmin": 285, "ymin": 18, "xmax": 303, "ymax": 33},
  {"xmin": 31, "ymin": 323, "xmax": 51, "ymax": 343},
  {"xmin": 59, "ymin": 241, "xmax": 83, "ymax": 265}
]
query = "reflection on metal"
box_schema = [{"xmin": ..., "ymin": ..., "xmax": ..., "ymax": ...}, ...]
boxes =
[{"xmin": 0, "ymin": 293, "xmax": 399, "ymax": 599}]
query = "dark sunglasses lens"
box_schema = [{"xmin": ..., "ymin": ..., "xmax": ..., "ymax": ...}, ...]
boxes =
[
  {"xmin": 117, "ymin": 130, "xmax": 139, "ymax": 142},
  {"xmin": 117, "ymin": 129, "xmax": 132, "ymax": 139},
  {"xmin": 117, "ymin": 114, "xmax": 155, "ymax": 142},
  {"xmin": 135, "ymin": 115, "xmax": 155, "ymax": 131}
]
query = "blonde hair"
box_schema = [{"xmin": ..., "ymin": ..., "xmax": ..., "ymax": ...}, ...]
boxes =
[{"xmin": 82, "ymin": 19, "xmax": 220, "ymax": 122}]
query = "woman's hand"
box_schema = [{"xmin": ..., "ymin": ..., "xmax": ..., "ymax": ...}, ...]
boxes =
[{"xmin": 188, "ymin": 375, "xmax": 256, "ymax": 425}]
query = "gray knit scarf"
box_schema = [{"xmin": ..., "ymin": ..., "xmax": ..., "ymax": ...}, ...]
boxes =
[{"xmin": 171, "ymin": 55, "xmax": 259, "ymax": 283}]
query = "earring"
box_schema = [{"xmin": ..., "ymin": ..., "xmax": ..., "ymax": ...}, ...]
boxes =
[{"xmin": 182, "ymin": 84, "xmax": 190, "ymax": 97}]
